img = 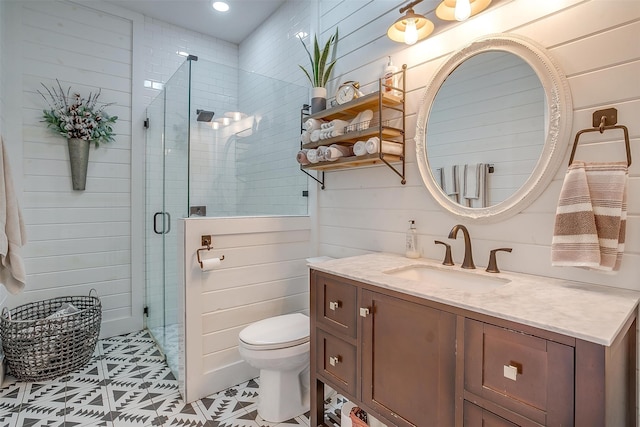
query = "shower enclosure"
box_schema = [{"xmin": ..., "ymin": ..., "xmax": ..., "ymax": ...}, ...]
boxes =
[{"xmin": 144, "ymin": 57, "xmax": 308, "ymax": 376}]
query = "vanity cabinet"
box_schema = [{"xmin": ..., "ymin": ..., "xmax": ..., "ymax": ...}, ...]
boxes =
[
  {"xmin": 310, "ymin": 268, "xmax": 638, "ymax": 427},
  {"xmin": 361, "ymin": 290, "xmax": 456, "ymax": 426},
  {"xmin": 310, "ymin": 270, "xmax": 456, "ymax": 427}
]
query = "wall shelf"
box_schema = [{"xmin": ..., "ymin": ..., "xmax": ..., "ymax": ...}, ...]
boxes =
[{"xmin": 298, "ymin": 65, "xmax": 407, "ymax": 189}]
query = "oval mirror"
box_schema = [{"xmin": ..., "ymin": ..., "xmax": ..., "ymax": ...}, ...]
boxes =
[{"xmin": 415, "ymin": 34, "xmax": 573, "ymax": 223}]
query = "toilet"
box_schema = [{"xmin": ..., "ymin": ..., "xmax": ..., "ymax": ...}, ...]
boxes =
[{"xmin": 238, "ymin": 312, "xmax": 310, "ymax": 422}]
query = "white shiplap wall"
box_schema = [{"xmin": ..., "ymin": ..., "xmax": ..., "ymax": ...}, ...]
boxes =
[
  {"xmin": 312, "ymin": 0, "xmax": 640, "ymax": 290},
  {"xmin": 5, "ymin": 0, "xmax": 137, "ymax": 337},
  {"xmin": 1, "ymin": 0, "xmax": 243, "ymax": 338},
  {"xmin": 180, "ymin": 216, "xmax": 311, "ymax": 402},
  {"xmin": 239, "ymin": 0, "xmax": 640, "ymax": 421}
]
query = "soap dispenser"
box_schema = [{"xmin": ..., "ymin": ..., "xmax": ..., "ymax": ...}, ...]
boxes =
[{"xmin": 405, "ymin": 220, "xmax": 420, "ymax": 259}]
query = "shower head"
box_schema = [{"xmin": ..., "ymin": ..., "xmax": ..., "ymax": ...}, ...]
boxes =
[{"xmin": 196, "ymin": 109, "xmax": 215, "ymax": 122}]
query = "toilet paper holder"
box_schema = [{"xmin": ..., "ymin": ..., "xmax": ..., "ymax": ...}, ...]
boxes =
[{"xmin": 197, "ymin": 235, "xmax": 225, "ymax": 268}]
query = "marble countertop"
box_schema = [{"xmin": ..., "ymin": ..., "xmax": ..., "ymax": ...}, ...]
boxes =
[{"xmin": 308, "ymin": 253, "xmax": 640, "ymax": 346}]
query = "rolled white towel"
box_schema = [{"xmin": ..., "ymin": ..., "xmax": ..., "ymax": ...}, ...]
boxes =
[
  {"xmin": 296, "ymin": 149, "xmax": 310, "ymax": 165},
  {"xmin": 304, "ymin": 118, "xmax": 323, "ymax": 131},
  {"xmin": 353, "ymin": 140, "xmax": 367, "ymax": 156},
  {"xmin": 365, "ymin": 137, "xmax": 403, "ymax": 156},
  {"xmin": 350, "ymin": 109, "xmax": 374, "ymax": 130},
  {"xmin": 321, "ymin": 121, "xmax": 332, "ymax": 130},
  {"xmin": 310, "ymin": 129, "xmax": 321, "ymax": 142},
  {"xmin": 306, "ymin": 148, "xmax": 320, "ymax": 163},
  {"xmin": 317, "ymin": 146, "xmax": 330, "ymax": 161},
  {"xmin": 300, "ymin": 130, "xmax": 311, "ymax": 145},
  {"xmin": 330, "ymin": 119, "xmax": 348, "ymax": 134}
]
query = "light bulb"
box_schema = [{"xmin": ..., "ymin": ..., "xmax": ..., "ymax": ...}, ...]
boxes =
[
  {"xmin": 404, "ymin": 18, "xmax": 418, "ymax": 45},
  {"xmin": 212, "ymin": 2, "xmax": 229, "ymax": 12},
  {"xmin": 454, "ymin": 0, "xmax": 471, "ymax": 21}
]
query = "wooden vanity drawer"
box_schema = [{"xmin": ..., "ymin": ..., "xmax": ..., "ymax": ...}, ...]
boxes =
[
  {"xmin": 317, "ymin": 329, "xmax": 357, "ymax": 396},
  {"xmin": 464, "ymin": 401, "xmax": 520, "ymax": 427},
  {"xmin": 465, "ymin": 319, "xmax": 574, "ymax": 426},
  {"xmin": 315, "ymin": 274, "xmax": 357, "ymax": 338}
]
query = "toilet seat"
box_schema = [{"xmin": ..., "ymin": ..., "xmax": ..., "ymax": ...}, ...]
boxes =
[{"xmin": 239, "ymin": 313, "xmax": 309, "ymax": 350}]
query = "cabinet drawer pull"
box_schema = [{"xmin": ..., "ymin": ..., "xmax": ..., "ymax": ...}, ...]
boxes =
[
  {"xmin": 503, "ymin": 364, "xmax": 519, "ymax": 381},
  {"xmin": 359, "ymin": 307, "xmax": 370, "ymax": 317},
  {"xmin": 329, "ymin": 355, "xmax": 341, "ymax": 366},
  {"xmin": 329, "ymin": 301, "xmax": 341, "ymax": 311}
]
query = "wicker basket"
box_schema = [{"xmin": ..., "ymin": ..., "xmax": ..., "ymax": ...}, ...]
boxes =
[{"xmin": 0, "ymin": 290, "xmax": 101, "ymax": 381}]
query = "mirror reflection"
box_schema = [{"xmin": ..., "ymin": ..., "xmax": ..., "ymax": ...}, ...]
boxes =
[{"xmin": 426, "ymin": 51, "xmax": 546, "ymax": 208}]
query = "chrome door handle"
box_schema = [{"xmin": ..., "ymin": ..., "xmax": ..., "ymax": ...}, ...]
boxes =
[
  {"xmin": 329, "ymin": 356, "xmax": 341, "ymax": 366},
  {"xmin": 329, "ymin": 301, "xmax": 340, "ymax": 311},
  {"xmin": 359, "ymin": 307, "xmax": 370, "ymax": 317}
]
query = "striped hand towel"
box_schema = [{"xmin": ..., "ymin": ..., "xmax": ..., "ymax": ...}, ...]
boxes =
[{"xmin": 551, "ymin": 161, "xmax": 628, "ymax": 271}]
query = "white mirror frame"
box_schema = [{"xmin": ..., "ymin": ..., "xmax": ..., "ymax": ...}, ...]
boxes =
[{"xmin": 415, "ymin": 33, "xmax": 573, "ymax": 223}]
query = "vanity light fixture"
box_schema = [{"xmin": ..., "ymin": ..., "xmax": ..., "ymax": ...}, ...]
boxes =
[
  {"xmin": 212, "ymin": 1, "xmax": 229, "ymax": 12},
  {"xmin": 435, "ymin": 0, "xmax": 492, "ymax": 21},
  {"xmin": 387, "ymin": 0, "xmax": 434, "ymax": 45}
]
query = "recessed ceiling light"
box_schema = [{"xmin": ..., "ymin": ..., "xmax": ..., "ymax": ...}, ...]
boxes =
[{"xmin": 212, "ymin": 1, "xmax": 229, "ymax": 12}]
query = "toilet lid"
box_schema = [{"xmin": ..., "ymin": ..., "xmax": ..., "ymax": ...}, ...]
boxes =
[{"xmin": 239, "ymin": 313, "xmax": 309, "ymax": 350}]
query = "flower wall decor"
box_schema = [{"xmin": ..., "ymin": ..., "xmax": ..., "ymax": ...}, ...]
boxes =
[
  {"xmin": 38, "ymin": 80, "xmax": 119, "ymax": 190},
  {"xmin": 38, "ymin": 80, "xmax": 118, "ymax": 147}
]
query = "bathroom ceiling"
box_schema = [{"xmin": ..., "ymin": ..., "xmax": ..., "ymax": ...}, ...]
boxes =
[{"xmin": 105, "ymin": 0, "xmax": 287, "ymax": 44}]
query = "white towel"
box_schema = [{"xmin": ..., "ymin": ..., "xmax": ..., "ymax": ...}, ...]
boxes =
[
  {"xmin": 306, "ymin": 148, "xmax": 320, "ymax": 163},
  {"xmin": 300, "ymin": 130, "xmax": 311, "ymax": 145},
  {"xmin": 441, "ymin": 165, "xmax": 458, "ymax": 202},
  {"xmin": 463, "ymin": 163, "xmax": 480, "ymax": 199},
  {"xmin": 433, "ymin": 168, "xmax": 443, "ymax": 189},
  {"xmin": 330, "ymin": 120, "xmax": 348, "ymax": 137},
  {"xmin": 463, "ymin": 163, "xmax": 487, "ymax": 208},
  {"xmin": 310, "ymin": 129, "xmax": 321, "ymax": 143},
  {"xmin": 304, "ymin": 118, "xmax": 323, "ymax": 131},
  {"xmin": 349, "ymin": 109, "xmax": 373, "ymax": 131},
  {"xmin": 353, "ymin": 141, "xmax": 367, "ymax": 156},
  {"xmin": 317, "ymin": 146, "xmax": 330, "ymax": 161},
  {"xmin": 0, "ymin": 137, "xmax": 26, "ymax": 294},
  {"xmin": 364, "ymin": 137, "xmax": 403, "ymax": 156}
]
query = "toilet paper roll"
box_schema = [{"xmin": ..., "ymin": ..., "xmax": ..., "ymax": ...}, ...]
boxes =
[{"xmin": 200, "ymin": 257, "xmax": 221, "ymax": 271}]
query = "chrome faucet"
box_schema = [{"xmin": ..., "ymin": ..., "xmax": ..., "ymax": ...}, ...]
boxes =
[{"xmin": 448, "ymin": 224, "xmax": 475, "ymax": 269}]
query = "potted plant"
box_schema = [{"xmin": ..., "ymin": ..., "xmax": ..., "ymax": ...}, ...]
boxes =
[
  {"xmin": 39, "ymin": 80, "xmax": 118, "ymax": 190},
  {"xmin": 299, "ymin": 28, "xmax": 339, "ymax": 113}
]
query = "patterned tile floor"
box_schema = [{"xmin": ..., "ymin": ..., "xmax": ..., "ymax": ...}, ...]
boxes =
[{"xmin": 0, "ymin": 330, "xmax": 344, "ymax": 427}]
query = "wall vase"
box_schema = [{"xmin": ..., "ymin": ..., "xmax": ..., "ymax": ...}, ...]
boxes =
[
  {"xmin": 67, "ymin": 138, "xmax": 90, "ymax": 191},
  {"xmin": 311, "ymin": 87, "xmax": 327, "ymax": 114}
]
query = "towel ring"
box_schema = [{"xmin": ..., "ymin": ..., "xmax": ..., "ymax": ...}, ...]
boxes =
[{"xmin": 568, "ymin": 124, "xmax": 631, "ymax": 167}]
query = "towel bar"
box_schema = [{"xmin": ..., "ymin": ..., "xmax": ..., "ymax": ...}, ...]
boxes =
[{"xmin": 569, "ymin": 108, "xmax": 632, "ymax": 166}]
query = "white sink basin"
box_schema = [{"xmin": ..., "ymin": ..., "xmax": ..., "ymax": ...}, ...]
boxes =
[{"xmin": 384, "ymin": 265, "xmax": 510, "ymax": 293}]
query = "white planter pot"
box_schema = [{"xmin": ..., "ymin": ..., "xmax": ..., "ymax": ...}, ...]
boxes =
[{"xmin": 311, "ymin": 87, "xmax": 327, "ymax": 114}]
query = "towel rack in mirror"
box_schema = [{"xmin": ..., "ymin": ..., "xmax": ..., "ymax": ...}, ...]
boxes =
[{"xmin": 569, "ymin": 108, "xmax": 632, "ymax": 166}]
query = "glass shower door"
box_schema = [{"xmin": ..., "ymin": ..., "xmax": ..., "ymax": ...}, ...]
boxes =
[{"xmin": 145, "ymin": 60, "xmax": 190, "ymax": 377}]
